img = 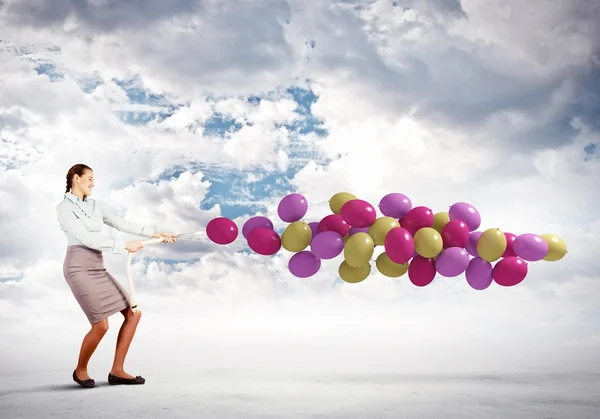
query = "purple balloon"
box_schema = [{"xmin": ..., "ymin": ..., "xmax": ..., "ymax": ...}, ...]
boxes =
[
  {"xmin": 512, "ymin": 233, "xmax": 549, "ymax": 261},
  {"xmin": 242, "ymin": 216, "xmax": 274, "ymax": 239},
  {"xmin": 288, "ymin": 251, "xmax": 321, "ymax": 278},
  {"xmin": 435, "ymin": 247, "xmax": 470, "ymax": 277},
  {"xmin": 348, "ymin": 226, "xmax": 369, "ymax": 237},
  {"xmin": 308, "ymin": 222, "xmax": 319, "ymax": 242},
  {"xmin": 465, "ymin": 231, "xmax": 482, "ymax": 257},
  {"xmin": 448, "ymin": 202, "xmax": 481, "ymax": 232},
  {"xmin": 310, "ymin": 231, "xmax": 344, "ymax": 259},
  {"xmin": 278, "ymin": 193, "xmax": 308, "ymax": 223},
  {"xmin": 465, "ymin": 257, "xmax": 493, "ymax": 290},
  {"xmin": 379, "ymin": 193, "xmax": 412, "ymax": 218}
]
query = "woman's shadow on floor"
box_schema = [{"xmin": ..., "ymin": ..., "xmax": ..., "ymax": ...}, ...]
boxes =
[{"xmin": 0, "ymin": 382, "xmax": 111, "ymax": 396}]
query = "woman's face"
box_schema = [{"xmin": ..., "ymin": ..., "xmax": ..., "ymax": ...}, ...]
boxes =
[{"xmin": 74, "ymin": 169, "xmax": 95, "ymax": 196}]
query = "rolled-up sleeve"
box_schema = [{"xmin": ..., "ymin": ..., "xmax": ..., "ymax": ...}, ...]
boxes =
[
  {"xmin": 57, "ymin": 205, "xmax": 127, "ymax": 254},
  {"xmin": 101, "ymin": 204, "xmax": 155, "ymax": 238}
]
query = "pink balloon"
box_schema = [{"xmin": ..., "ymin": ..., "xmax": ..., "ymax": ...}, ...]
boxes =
[
  {"xmin": 206, "ymin": 217, "xmax": 238, "ymax": 245},
  {"xmin": 493, "ymin": 257, "xmax": 528, "ymax": 287},
  {"xmin": 434, "ymin": 247, "xmax": 470, "ymax": 277},
  {"xmin": 402, "ymin": 206, "xmax": 434, "ymax": 236},
  {"xmin": 247, "ymin": 227, "xmax": 281, "ymax": 256},
  {"xmin": 512, "ymin": 233, "xmax": 549, "ymax": 261},
  {"xmin": 318, "ymin": 214, "xmax": 350, "ymax": 237},
  {"xmin": 502, "ymin": 232, "xmax": 517, "ymax": 258},
  {"xmin": 465, "ymin": 231, "xmax": 482, "ymax": 257},
  {"xmin": 348, "ymin": 226, "xmax": 369, "ymax": 237},
  {"xmin": 441, "ymin": 220, "xmax": 469, "ymax": 249},
  {"xmin": 288, "ymin": 251, "xmax": 321, "ymax": 278},
  {"xmin": 408, "ymin": 256, "xmax": 436, "ymax": 287},
  {"xmin": 384, "ymin": 227, "xmax": 414, "ymax": 264},
  {"xmin": 340, "ymin": 199, "xmax": 377, "ymax": 228}
]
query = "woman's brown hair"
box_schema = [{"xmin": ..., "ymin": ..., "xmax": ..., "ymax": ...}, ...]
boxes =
[{"xmin": 65, "ymin": 164, "xmax": 93, "ymax": 199}]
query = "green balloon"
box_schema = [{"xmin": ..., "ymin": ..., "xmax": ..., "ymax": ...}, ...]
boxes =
[
  {"xmin": 339, "ymin": 261, "xmax": 371, "ymax": 283},
  {"xmin": 344, "ymin": 232, "xmax": 374, "ymax": 268},
  {"xmin": 281, "ymin": 221, "xmax": 312, "ymax": 252},
  {"xmin": 368, "ymin": 217, "xmax": 400, "ymax": 246}
]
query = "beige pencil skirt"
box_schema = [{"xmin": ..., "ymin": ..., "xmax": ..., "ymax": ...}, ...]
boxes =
[{"xmin": 63, "ymin": 245, "xmax": 131, "ymax": 325}]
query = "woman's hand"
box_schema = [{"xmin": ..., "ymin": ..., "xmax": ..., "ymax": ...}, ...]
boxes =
[
  {"xmin": 153, "ymin": 231, "xmax": 177, "ymax": 243},
  {"xmin": 125, "ymin": 240, "xmax": 145, "ymax": 253}
]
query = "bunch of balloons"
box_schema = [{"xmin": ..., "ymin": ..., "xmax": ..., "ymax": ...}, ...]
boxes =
[{"xmin": 203, "ymin": 192, "xmax": 568, "ymax": 290}]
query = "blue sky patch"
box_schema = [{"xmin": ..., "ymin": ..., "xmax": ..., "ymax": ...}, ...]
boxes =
[
  {"xmin": 34, "ymin": 63, "xmax": 64, "ymax": 82},
  {"xmin": 203, "ymin": 113, "xmax": 243, "ymax": 137}
]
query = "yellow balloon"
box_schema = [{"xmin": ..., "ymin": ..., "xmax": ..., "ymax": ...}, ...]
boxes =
[
  {"xmin": 344, "ymin": 232, "xmax": 374, "ymax": 268},
  {"xmin": 376, "ymin": 252, "xmax": 408, "ymax": 277},
  {"xmin": 540, "ymin": 234, "xmax": 568, "ymax": 261},
  {"xmin": 281, "ymin": 221, "xmax": 312, "ymax": 252},
  {"xmin": 432, "ymin": 212, "xmax": 450, "ymax": 234},
  {"xmin": 339, "ymin": 260, "xmax": 371, "ymax": 283},
  {"xmin": 477, "ymin": 228, "xmax": 506, "ymax": 262},
  {"xmin": 414, "ymin": 227, "xmax": 443, "ymax": 258},
  {"xmin": 329, "ymin": 192, "xmax": 358, "ymax": 214},
  {"xmin": 368, "ymin": 216, "xmax": 400, "ymax": 246}
]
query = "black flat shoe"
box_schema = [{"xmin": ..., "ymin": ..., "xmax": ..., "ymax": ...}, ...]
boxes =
[
  {"xmin": 108, "ymin": 373, "xmax": 145, "ymax": 385},
  {"xmin": 73, "ymin": 370, "xmax": 95, "ymax": 388}
]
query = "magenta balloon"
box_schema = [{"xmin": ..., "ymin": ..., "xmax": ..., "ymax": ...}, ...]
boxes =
[
  {"xmin": 434, "ymin": 247, "xmax": 470, "ymax": 277},
  {"xmin": 318, "ymin": 214, "xmax": 350, "ymax": 237},
  {"xmin": 206, "ymin": 217, "xmax": 239, "ymax": 245},
  {"xmin": 502, "ymin": 232, "xmax": 517, "ymax": 258},
  {"xmin": 512, "ymin": 233, "xmax": 549, "ymax": 261},
  {"xmin": 288, "ymin": 251, "xmax": 321, "ymax": 278},
  {"xmin": 277, "ymin": 193, "xmax": 308, "ymax": 223},
  {"xmin": 378, "ymin": 193, "xmax": 413, "ymax": 218},
  {"xmin": 402, "ymin": 206, "xmax": 434, "ymax": 236},
  {"xmin": 310, "ymin": 231, "xmax": 344, "ymax": 259},
  {"xmin": 408, "ymin": 256, "xmax": 436, "ymax": 287},
  {"xmin": 441, "ymin": 219, "xmax": 470, "ymax": 249},
  {"xmin": 348, "ymin": 226, "xmax": 369, "ymax": 237},
  {"xmin": 465, "ymin": 257, "xmax": 493, "ymax": 290},
  {"xmin": 493, "ymin": 257, "xmax": 528, "ymax": 287},
  {"xmin": 247, "ymin": 227, "xmax": 282, "ymax": 255},
  {"xmin": 340, "ymin": 199, "xmax": 377, "ymax": 228},
  {"xmin": 384, "ymin": 227, "xmax": 414, "ymax": 264},
  {"xmin": 448, "ymin": 202, "xmax": 481, "ymax": 232},
  {"xmin": 242, "ymin": 216, "xmax": 274, "ymax": 239},
  {"xmin": 465, "ymin": 231, "xmax": 482, "ymax": 257}
]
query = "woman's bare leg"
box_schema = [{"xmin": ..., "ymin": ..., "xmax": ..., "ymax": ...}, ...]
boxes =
[
  {"xmin": 75, "ymin": 319, "xmax": 109, "ymax": 380},
  {"xmin": 110, "ymin": 307, "xmax": 142, "ymax": 378}
]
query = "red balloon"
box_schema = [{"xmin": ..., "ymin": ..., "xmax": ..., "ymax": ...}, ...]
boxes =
[
  {"xmin": 206, "ymin": 217, "xmax": 238, "ymax": 244},
  {"xmin": 502, "ymin": 232, "xmax": 518, "ymax": 258},
  {"xmin": 340, "ymin": 199, "xmax": 377, "ymax": 228},
  {"xmin": 402, "ymin": 206, "xmax": 434, "ymax": 236},
  {"xmin": 384, "ymin": 227, "xmax": 414, "ymax": 264},
  {"xmin": 408, "ymin": 255, "xmax": 437, "ymax": 287},
  {"xmin": 247, "ymin": 227, "xmax": 281, "ymax": 255},
  {"xmin": 398, "ymin": 217, "xmax": 404, "ymax": 227},
  {"xmin": 493, "ymin": 257, "xmax": 528, "ymax": 287},
  {"xmin": 441, "ymin": 219, "xmax": 469, "ymax": 249},
  {"xmin": 318, "ymin": 214, "xmax": 350, "ymax": 237}
]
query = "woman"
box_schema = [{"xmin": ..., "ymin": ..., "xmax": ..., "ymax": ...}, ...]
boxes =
[{"xmin": 57, "ymin": 164, "xmax": 177, "ymax": 388}]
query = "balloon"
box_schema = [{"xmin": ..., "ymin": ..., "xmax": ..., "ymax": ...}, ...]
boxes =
[
  {"xmin": 341, "ymin": 199, "xmax": 377, "ymax": 228},
  {"xmin": 402, "ymin": 206, "xmax": 434, "ymax": 236},
  {"xmin": 413, "ymin": 227, "xmax": 443, "ymax": 258},
  {"xmin": 376, "ymin": 252, "xmax": 408, "ymax": 277},
  {"xmin": 281, "ymin": 221, "xmax": 312, "ymax": 252},
  {"xmin": 448, "ymin": 202, "xmax": 481, "ymax": 232},
  {"xmin": 310, "ymin": 231, "xmax": 344, "ymax": 259},
  {"xmin": 465, "ymin": 231, "xmax": 482, "ymax": 257},
  {"xmin": 206, "ymin": 217, "xmax": 238, "ymax": 245},
  {"xmin": 477, "ymin": 228, "xmax": 507, "ymax": 262},
  {"xmin": 339, "ymin": 261, "xmax": 371, "ymax": 283},
  {"xmin": 435, "ymin": 247, "xmax": 470, "ymax": 277},
  {"xmin": 242, "ymin": 216, "xmax": 273, "ymax": 240},
  {"xmin": 378, "ymin": 193, "xmax": 412, "ymax": 218},
  {"xmin": 288, "ymin": 251, "xmax": 321, "ymax": 278},
  {"xmin": 278, "ymin": 193, "xmax": 308, "ymax": 223},
  {"xmin": 384, "ymin": 227, "xmax": 414, "ymax": 264},
  {"xmin": 502, "ymin": 232, "xmax": 517, "ymax": 258},
  {"xmin": 432, "ymin": 211, "xmax": 450, "ymax": 234},
  {"xmin": 308, "ymin": 222, "xmax": 320, "ymax": 242},
  {"xmin": 465, "ymin": 257, "xmax": 493, "ymax": 291},
  {"xmin": 540, "ymin": 234, "xmax": 568, "ymax": 261},
  {"xmin": 344, "ymin": 232, "xmax": 375, "ymax": 268},
  {"xmin": 493, "ymin": 257, "xmax": 528, "ymax": 287},
  {"xmin": 408, "ymin": 256, "xmax": 436, "ymax": 287},
  {"xmin": 348, "ymin": 226, "xmax": 369, "ymax": 237},
  {"xmin": 329, "ymin": 192, "xmax": 358, "ymax": 214},
  {"xmin": 512, "ymin": 233, "xmax": 549, "ymax": 262},
  {"xmin": 247, "ymin": 227, "xmax": 281, "ymax": 255},
  {"xmin": 318, "ymin": 214, "xmax": 350, "ymax": 237},
  {"xmin": 441, "ymin": 219, "xmax": 469, "ymax": 249},
  {"xmin": 368, "ymin": 216, "xmax": 400, "ymax": 246}
]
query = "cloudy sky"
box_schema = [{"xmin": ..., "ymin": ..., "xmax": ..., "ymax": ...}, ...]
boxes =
[{"xmin": 1, "ymin": 0, "xmax": 599, "ymax": 378}]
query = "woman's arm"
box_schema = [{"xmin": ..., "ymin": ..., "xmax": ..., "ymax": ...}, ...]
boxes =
[{"xmin": 100, "ymin": 203, "xmax": 155, "ymax": 238}]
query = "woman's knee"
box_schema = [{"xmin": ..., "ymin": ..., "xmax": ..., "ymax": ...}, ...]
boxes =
[
  {"xmin": 125, "ymin": 308, "xmax": 142, "ymax": 323},
  {"xmin": 91, "ymin": 319, "xmax": 109, "ymax": 334}
]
